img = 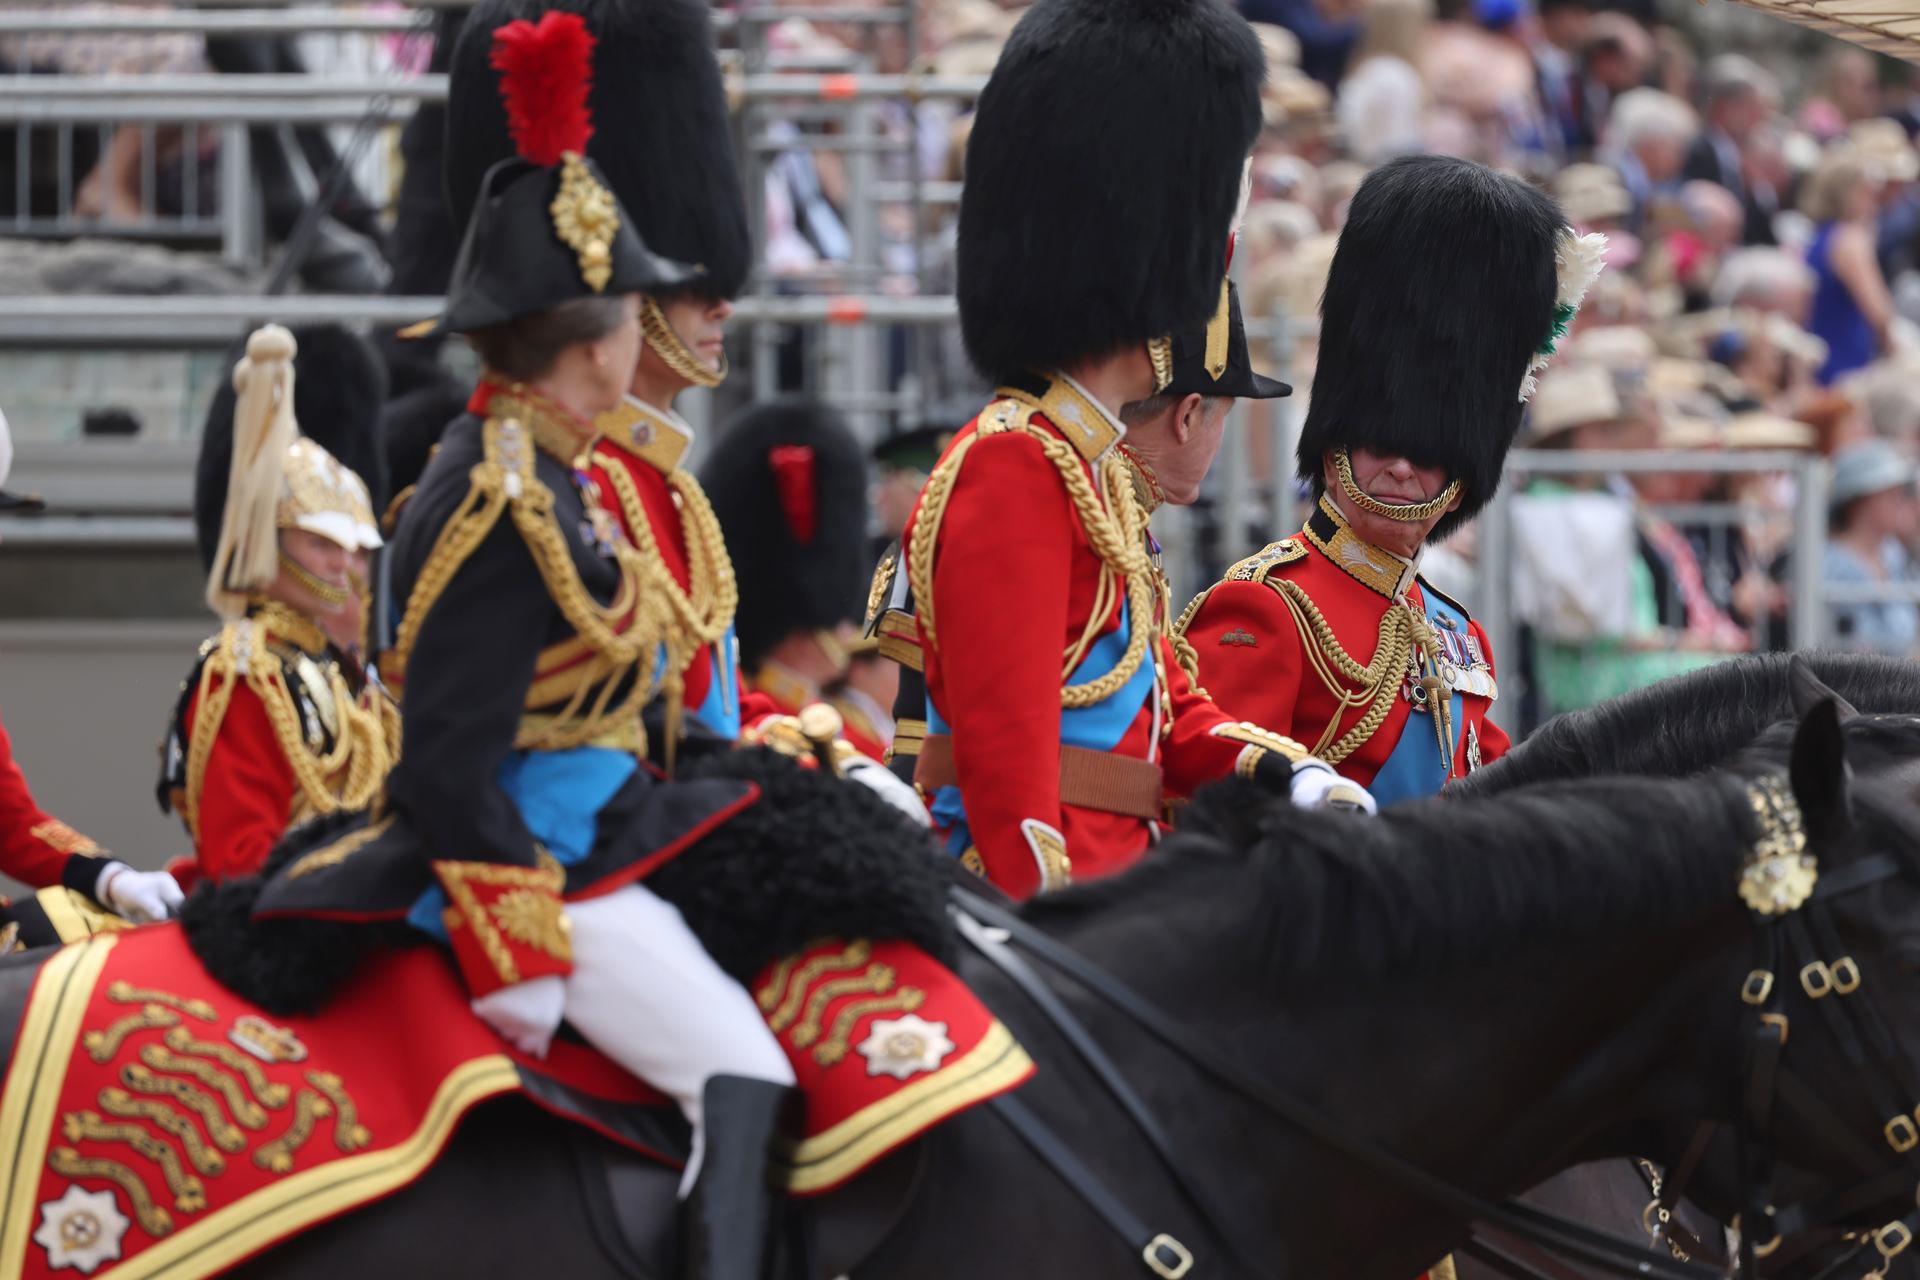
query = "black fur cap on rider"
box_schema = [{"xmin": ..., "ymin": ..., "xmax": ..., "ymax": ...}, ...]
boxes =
[
  {"xmin": 1295, "ymin": 155, "xmax": 1564, "ymax": 544},
  {"xmin": 956, "ymin": 0, "xmax": 1264, "ymax": 384},
  {"xmin": 699, "ymin": 401, "xmax": 871, "ymax": 673},
  {"xmin": 183, "ymin": 753, "xmax": 954, "ymax": 1014},
  {"xmin": 193, "ymin": 325, "xmax": 390, "ymax": 571},
  {"xmin": 443, "ymin": 0, "xmax": 750, "ymax": 301}
]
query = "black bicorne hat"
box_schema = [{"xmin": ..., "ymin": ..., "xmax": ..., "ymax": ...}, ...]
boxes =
[
  {"xmin": 435, "ymin": 11, "xmax": 702, "ymax": 335},
  {"xmin": 445, "ymin": 0, "xmax": 750, "ymax": 302},
  {"xmin": 1162, "ymin": 281, "xmax": 1290, "ymax": 401},
  {"xmin": 442, "ymin": 154, "xmax": 700, "ymax": 334},
  {"xmin": 1297, "ymin": 155, "xmax": 1565, "ymax": 542},
  {"xmin": 956, "ymin": 0, "xmax": 1265, "ymax": 385},
  {"xmin": 699, "ymin": 402, "xmax": 871, "ymax": 673}
]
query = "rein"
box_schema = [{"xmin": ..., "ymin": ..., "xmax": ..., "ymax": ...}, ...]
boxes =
[{"xmin": 953, "ymin": 774, "xmax": 1920, "ymax": 1279}]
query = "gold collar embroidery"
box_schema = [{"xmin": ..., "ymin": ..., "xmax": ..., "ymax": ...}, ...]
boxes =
[
  {"xmin": 595, "ymin": 396, "xmax": 693, "ymax": 474},
  {"xmin": 995, "ymin": 372, "xmax": 1127, "ymax": 465},
  {"xmin": 753, "ymin": 662, "xmax": 820, "ymax": 714},
  {"xmin": 248, "ymin": 598, "xmax": 330, "ymax": 657},
  {"xmin": 480, "ymin": 377, "xmax": 600, "ymax": 465},
  {"xmin": 1302, "ymin": 497, "xmax": 1419, "ymax": 600}
]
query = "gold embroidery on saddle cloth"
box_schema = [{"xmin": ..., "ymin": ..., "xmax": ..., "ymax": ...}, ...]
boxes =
[
  {"xmin": 108, "ymin": 982, "xmax": 215, "ymax": 1022},
  {"xmin": 60, "ymin": 1113, "xmax": 205, "ymax": 1212},
  {"xmin": 387, "ymin": 393, "xmax": 673, "ymax": 753},
  {"xmin": 83, "ymin": 1005, "xmax": 181, "ymax": 1063},
  {"xmin": 48, "ymin": 1148, "xmax": 172, "ymax": 1237},
  {"xmin": 164, "ymin": 1027, "xmax": 290, "ymax": 1109},
  {"xmin": 120, "ymin": 1065, "xmax": 248, "ymax": 1153},
  {"xmin": 305, "ymin": 1071, "xmax": 371, "ymax": 1151},
  {"xmin": 761, "ymin": 941, "xmax": 873, "ymax": 1033},
  {"xmin": 138, "ymin": 1045, "xmax": 268, "ymax": 1130},
  {"xmin": 97, "ymin": 1089, "xmax": 227, "ymax": 1175},
  {"xmin": 907, "ymin": 384, "xmax": 1163, "ymax": 715},
  {"xmin": 790, "ymin": 965, "xmax": 897, "ymax": 1049},
  {"xmin": 814, "ymin": 988, "xmax": 926, "ymax": 1068},
  {"xmin": 253, "ymin": 1091, "xmax": 333, "ymax": 1174}
]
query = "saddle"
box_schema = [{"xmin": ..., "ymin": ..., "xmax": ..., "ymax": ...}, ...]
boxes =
[{"xmin": 0, "ymin": 926, "xmax": 1029, "ymax": 1278}]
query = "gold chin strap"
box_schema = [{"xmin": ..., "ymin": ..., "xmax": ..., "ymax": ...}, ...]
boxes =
[
  {"xmin": 1333, "ymin": 448, "xmax": 1462, "ymax": 524},
  {"xmin": 1146, "ymin": 336, "xmax": 1174, "ymax": 394},
  {"xmin": 276, "ymin": 550, "xmax": 349, "ymax": 607},
  {"xmin": 641, "ymin": 296, "xmax": 727, "ymax": 390}
]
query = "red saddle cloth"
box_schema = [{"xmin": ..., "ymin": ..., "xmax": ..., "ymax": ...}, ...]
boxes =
[{"xmin": 0, "ymin": 927, "xmax": 1029, "ymax": 1276}]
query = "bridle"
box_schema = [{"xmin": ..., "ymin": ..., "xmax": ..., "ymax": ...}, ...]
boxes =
[
  {"xmin": 1631, "ymin": 775, "xmax": 1920, "ymax": 1279},
  {"xmin": 953, "ymin": 770, "xmax": 1920, "ymax": 1279}
]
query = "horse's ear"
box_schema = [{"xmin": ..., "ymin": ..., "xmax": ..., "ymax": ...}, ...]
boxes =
[
  {"xmin": 1788, "ymin": 654, "xmax": 1860, "ymax": 720},
  {"xmin": 1789, "ymin": 696, "xmax": 1853, "ymax": 832}
]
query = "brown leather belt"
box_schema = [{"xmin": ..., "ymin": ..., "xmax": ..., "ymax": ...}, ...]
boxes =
[{"xmin": 915, "ymin": 733, "xmax": 1164, "ymax": 822}]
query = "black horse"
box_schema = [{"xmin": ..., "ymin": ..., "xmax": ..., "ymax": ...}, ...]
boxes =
[
  {"xmin": 201, "ymin": 693, "xmax": 1920, "ymax": 1278},
  {"xmin": 1455, "ymin": 653, "xmax": 1920, "ymax": 1277}
]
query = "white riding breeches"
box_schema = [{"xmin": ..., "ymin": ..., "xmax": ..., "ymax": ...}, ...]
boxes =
[{"xmin": 563, "ymin": 883, "xmax": 795, "ymax": 1193}]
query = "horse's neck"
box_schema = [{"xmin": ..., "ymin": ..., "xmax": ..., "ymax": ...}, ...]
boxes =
[{"xmin": 1048, "ymin": 895, "xmax": 1750, "ymax": 1276}]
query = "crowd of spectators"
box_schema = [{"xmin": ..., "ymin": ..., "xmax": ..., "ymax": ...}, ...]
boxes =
[
  {"xmin": 753, "ymin": 0, "xmax": 1920, "ymax": 727},
  {"xmin": 13, "ymin": 1, "xmax": 1920, "ymax": 726}
]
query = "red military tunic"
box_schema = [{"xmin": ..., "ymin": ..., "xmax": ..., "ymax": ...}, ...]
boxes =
[
  {"xmin": 902, "ymin": 374, "xmax": 1307, "ymax": 900},
  {"xmin": 0, "ymin": 713, "xmax": 112, "ymax": 895},
  {"xmin": 586, "ymin": 395, "xmax": 779, "ymax": 744},
  {"xmin": 1179, "ymin": 497, "xmax": 1509, "ymax": 801},
  {"xmin": 159, "ymin": 602, "xmax": 392, "ymax": 885}
]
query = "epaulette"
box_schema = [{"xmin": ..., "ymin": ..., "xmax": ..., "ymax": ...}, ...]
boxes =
[
  {"xmin": 863, "ymin": 540, "xmax": 922, "ymax": 673},
  {"xmin": 1224, "ymin": 536, "xmax": 1308, "ymax": 585}
]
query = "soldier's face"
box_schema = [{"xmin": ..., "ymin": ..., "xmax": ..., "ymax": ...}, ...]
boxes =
[
  {"xmin": 1325, "ymin": 447, "xmax": 1462, "ymax": 556},
  {"xmin": 659, "ymin": 294, "xmax": 733, "ymax": 375},
  {"xmin": 274, "ymin": 528, "xmax": 352, "ymax": 616}
]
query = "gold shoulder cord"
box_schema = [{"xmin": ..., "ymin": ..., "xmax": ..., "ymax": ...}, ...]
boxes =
[
  {"xmin": 597, "ymin": 459, "xmax": 738, "ymax": 693},
  {"xmin": 908, "ymin": 400, "xmax": 1159, "ymax": 711},
  {"xmin": 181, "ymin": 622, "xmax": 390, "ymax": 841},
  {"xmin": 387, "ymin": 409, "xmax": 672, "ymax": 752}
]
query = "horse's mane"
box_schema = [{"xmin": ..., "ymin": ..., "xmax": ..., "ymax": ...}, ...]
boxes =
[
  {"xmin": 1455, "ymin": 652, "xmax": 1920, "ymax": 797},
  {"xmin": 1033, "ymin": 772, "xmax": 1761, "ymax": 985}
]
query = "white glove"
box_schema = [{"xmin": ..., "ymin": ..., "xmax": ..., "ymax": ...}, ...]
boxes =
[
  {"xmin": 1288, "ymin": 761, "xmax": 1378, "ymax": 816},
  {"xmin": 471, "ymin": 975, "xmax": 567, "ymax": 1059},
  {"xmin": 842, "ymin": 756, "xmax": 933, "ymax": 827},
  {"xmin": 94, "ymin": 862, "xmax": 186, "ymax": 923}
]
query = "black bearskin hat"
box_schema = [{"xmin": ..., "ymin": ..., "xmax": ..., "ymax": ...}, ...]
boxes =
[
  {"xmin": 1297, "ymin": 156, "xmax": 1565, "ymax": 543},
  {"xmin": 700, "ymin": 402, "xmax": 871, "ymax": 672},
  {"xmin": 194, "ymin": 325, "xmax": 389, "ymax": 571},
  {"xmin": 956, "ymin": 0, "xmax": 1264, "ymax": 384},
  {"xmin": 445, "ymin": 0, "xmax": 750, "ymax": 301}
]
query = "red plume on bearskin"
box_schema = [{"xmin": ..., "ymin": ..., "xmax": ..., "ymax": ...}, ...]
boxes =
[
  {"xmin": 490, "ymin": 10, "xmax": 596, "ymax": 167},
  {"xmin": 769, "ymin": 445, "xmax": 817, "ymax": 545}
]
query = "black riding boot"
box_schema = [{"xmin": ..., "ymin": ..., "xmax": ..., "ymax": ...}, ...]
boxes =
[{"xmin": 681, "ymin": 1075, "xmax": 798, "ymax": 1280}]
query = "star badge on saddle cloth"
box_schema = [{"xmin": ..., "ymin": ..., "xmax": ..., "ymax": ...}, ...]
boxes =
[
  {"xmin": 857, "ymin": 1013, "xmax": 956, "ymax": 1080},
  {"xmin": 34, "ymin": 1184, "xmax": 129, "ymax": 1274}
]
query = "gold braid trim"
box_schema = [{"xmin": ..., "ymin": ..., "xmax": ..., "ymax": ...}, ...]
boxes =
[
  {"xmin": 164, "ymin": 1026, "xmax": 291, "ymax": 1109},
  {"xmin": 387, "ymin": 411, "xmax": 671, "ymax": 750},
  {"xmin": 108, "ymin": 983, "xmax": 215, "ymax": 1022},
  {"xmin": 120, "ymin": 1065, "xmax": 247, "ymax": 1153},
  {"xmin": 1268, "ymin": 578, "xmax": 1441, "ymax": 765},
  {"xmin": 253, "ymin": 1090, "xmax": 333, "ymax": 1173},
  {"xmin": 182, "ymin": 621, "xmax": 388, "ymax": 841},
  {"xmin": 83, "ymin": 1005, "xmax": 180, "ymax": 1063},
  {"xmin": 598, "ymin": 457, "xmax": 737, "ymax": 703},
  {"xmin": 907, "ymin": 403, "xmax": 1158, "ymax": 710},
  {"xmin": 139, "ymin": 1043, "xmax": 268, "ymax": 1130}
]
